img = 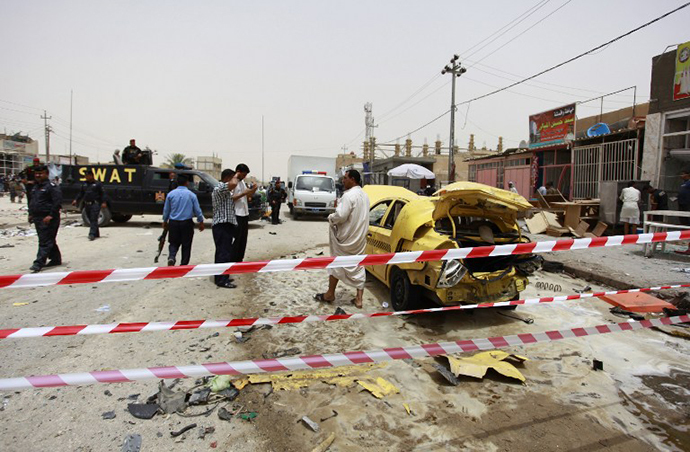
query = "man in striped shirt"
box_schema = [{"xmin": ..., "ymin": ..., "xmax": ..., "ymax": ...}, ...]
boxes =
[{"xmin": 212, "ymin": 169, "xmax": 239, "ymax": 288}]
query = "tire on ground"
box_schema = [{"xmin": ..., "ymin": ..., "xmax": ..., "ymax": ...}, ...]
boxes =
[
  {"xmin": 81, "ymin": 206, "xmax": 112, "ymax": 227},
  {"xmin": 390, "ymin": 267, "xmax": 419, "ymax": 311},
  {"xmin": 111, "ymin": 214, "xmax": 133, "ymax": 223}
]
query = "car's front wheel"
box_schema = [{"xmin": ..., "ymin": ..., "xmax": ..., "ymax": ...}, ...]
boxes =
[{"xmin": 390, "ymin": 268, "xmax": 418, "ymax": 311}]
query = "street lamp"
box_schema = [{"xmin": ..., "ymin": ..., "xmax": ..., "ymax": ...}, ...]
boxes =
[{"xmin": 441, "ymin": 54, "xmax": 467, "ymax": 185}]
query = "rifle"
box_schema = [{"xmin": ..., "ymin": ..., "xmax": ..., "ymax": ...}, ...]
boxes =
[{"xmin": 154, "ymin": 228, "xmax": 168, "ymax": 263}]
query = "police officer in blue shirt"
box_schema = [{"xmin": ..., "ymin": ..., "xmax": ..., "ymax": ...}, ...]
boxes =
[
  {"xmin": 28, "ymin": 165, "xmax": 62, "ymax": 272},
  {"xmin": 72, "ymin": 170, "xmax": 107, "ymax": 241},
  {"xmin": 162, "ymin": 174, "xmax": 205, "ymax": 266}
]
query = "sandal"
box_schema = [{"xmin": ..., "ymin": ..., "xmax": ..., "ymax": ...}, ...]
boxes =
[{"xmin": 314, "ymin": 293, "xmax": 334, "ymax": 302}]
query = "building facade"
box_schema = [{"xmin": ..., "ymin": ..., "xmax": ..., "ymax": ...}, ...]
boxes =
[
  {"xmin": 0, "ymin": 133, "xmax": 39, "ymax": 176},
  {"xmin": 641, "ymin": 43, "xmax": 690, "ymax": 206},
  {"xmin": 196, "ymin": 156, "xmax": 222, "ymax": 180}
]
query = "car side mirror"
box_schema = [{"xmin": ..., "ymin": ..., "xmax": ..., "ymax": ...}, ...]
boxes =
[{"xmin": 288, "ymin": 181, "xmax": 293, "ymax": 189}]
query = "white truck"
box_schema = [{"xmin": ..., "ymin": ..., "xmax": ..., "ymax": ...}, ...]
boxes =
[{"xmin": 287, "ymin": 155, "xmax": 337, "ymax": 220}]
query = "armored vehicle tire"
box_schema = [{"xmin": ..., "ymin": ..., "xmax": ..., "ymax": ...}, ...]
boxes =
[
  {"xmin": 390, "ymin": 268, "xmax": 418, "ymax": 311},
  {"xmin": 81, "ymin": 206, "xmax": 112, "ymax": 227},
  {"xmin": 112, "ymin": 214, "xmax": 133, "ymax": 223}
]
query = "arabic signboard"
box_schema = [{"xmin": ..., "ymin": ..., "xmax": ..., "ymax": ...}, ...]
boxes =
[
  {"xmin": 674, "ymin": 41, "xmax": 690, "ymax": 101},
  {"xmin": 528, "ymin": 103, "xmax": 576, "ymax": 149}
]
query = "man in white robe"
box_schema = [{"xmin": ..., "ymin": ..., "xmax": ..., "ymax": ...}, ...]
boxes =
[{"xmin": 315, "ymin": 169, "xmax": 369, "ymax": 308}]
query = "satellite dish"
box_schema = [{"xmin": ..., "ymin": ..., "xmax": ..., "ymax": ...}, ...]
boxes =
[{"xmin": 519, "ymin": 140, "xmax": 528, "ymax": 149}]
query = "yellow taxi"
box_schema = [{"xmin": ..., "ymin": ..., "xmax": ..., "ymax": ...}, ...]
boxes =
[{"xmin": 363, "ymin": 182, "xmax": 538, "ymax": 310}]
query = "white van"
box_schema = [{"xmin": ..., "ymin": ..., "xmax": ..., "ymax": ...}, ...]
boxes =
[{"xmin": 287, "ymin": 171, "xmax": 337, "ymax": 219}]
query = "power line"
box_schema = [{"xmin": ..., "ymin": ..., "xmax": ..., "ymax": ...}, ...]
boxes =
[
  {"xmin": 380, "ymin": 3, "xmax": 689, "ymax": 144},
  {"xmin": 456, "ymin": 2, "xmax": 690, "ymax": 107},
  {"xmin": 0, "ymin": 98, "xmax": 43, "ymax": 112},
  {"xmin": 373, "ymin": 1, "xmax": 554, "ymax": 126},
  {"xmin": 467, "ymin": 0, "xmax": 573, "ymax": 67},
  {"xmin": 462, "ymin": 0, "xmax": 552, "ymax": 60}
]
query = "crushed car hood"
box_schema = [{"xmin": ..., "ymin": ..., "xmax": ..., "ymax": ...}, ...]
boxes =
[{"xmin": 432, "ymin": 181, "xmax": 532, "ymax": 222}]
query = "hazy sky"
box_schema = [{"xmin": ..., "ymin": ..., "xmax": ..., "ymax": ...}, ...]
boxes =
[{"xmin": 2, "ymin": 1, "xmax": 688, "ymax": 180}]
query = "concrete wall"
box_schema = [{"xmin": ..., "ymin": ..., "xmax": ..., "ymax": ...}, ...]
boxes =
[{"xmin": 641, "ymin": 112, "xmax": 662, "ymax": 187}]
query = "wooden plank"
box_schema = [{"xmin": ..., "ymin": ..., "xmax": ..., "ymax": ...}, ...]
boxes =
[
  {"xmin": 592, "ymin": 221, "xmax": 608, "ymax": 237},
  {"xmin": 543, "ymin": 211, "xmax": 561, "ymax": 228},
  {"xmin": 525, "ymin": 212, "xmax": 548, "ymax": 234},
  {"xmin": 546, "ymin": 225, "xmax": 570, "ymax": 237},
  {"xmin": 575, "ymin": 220, "xmax": 589, "ymax": 237}
]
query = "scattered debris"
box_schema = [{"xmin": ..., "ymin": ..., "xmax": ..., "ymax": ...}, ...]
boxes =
[
  {"xmin": 157, "ymin": 381, "xmax": 187, "ymax": 414},
  {"xmin": 95, "ymin": 305, "xmax": 111, "ymax": 312},
  {"xmin": 121, "ymin": 433, "xmax": 142, "ymax": 452},
  {"xmin": 235, "ymin": 364, "xmax": 383, "ymax": 391},
  {"xmin": 403, "ymin": 403, "xmax": 412, "ymax": 416},
  {"xmin": 319, "ymin": 410, "xmax": 338, "ymax": 422},
  {"xmin": 210, "ymin": 441, "xmax": 218, "ymax": 448},
  {"xmin": 301, "ymin": 415, "xmax": 320, "ymax": 432},
  {"xmin": 217, "ymin": 388, "xmax": 240, "ymax": 401},
  {"xmin": 262, "ymin": 347, "xmax": 302, "ymax": 359},
  {"xmin": 334, "ymin": 307, "xmax": 347, "ymax": 315},
  {"xmin": 128, "ymin": 403, "xmax": 160, "ymax": 420},
  {"xmin": 209, "ymin": 375, "xmax": 233, "ymax": 393},
  {"xmin": 496, "ymin": 310, "xmax": 534, "ymax": 324},
  {"xmin": 592, "ymin": 360, "xmax": 604, "ymax": 371},
  {"xmin": 433, "ymin": 363, "xmax": 460, "ymax": 385},
  {"xmin": 104, "ymin": 390, "xmax": 112, "ymax": 397},
  {"xmin": 218, "ymin": 407, "xmax": 234, "ymax": 421},
  {"xmin": 102, "ymin": 411, "xmax": 116, "ymax": 420},
  {"xmin": 311, "ymin": 432, "xmax": 336, "ymax": 452},
  {"xmin": 381, "ymin": 302, "xmax": 389, "ymax": 309},
  {"xmin": 541, "ymin": 261, "xmax": 564, "ymax": 273},
  {"xmin": 357, "ymin": 377, "xmax": 400, "ymax": 399},
  {"xmin": 189, "ymin": 388, "xmax": 211, "ymax": 406},
  {"xmin": 239, "ymin": 412, "xmax": 257, "ymax": 421},
  {"xmin": 269, "ymin": 232, "xmax": 277, "ymax": 235},
  {"xmin": 170, "ymin": 423, "xmax": 197, "ymax": 437},
  {"xmin": 574, "ymin": 285, "xmax": 592, "ymax": 293},
  {"xmin": 444, "ymin": 351, "xmax": 528, "ymax": 383},
  {"xmin": 671, "ymin": 268, "xmax": 690, "ymax": 273},
  {"xmin": 0, "ymin": 244, "xmax": 14, "ymax": 248},
  {"xmin": 609, "ymin": 306, "xmax": 645, "ymax": 321},
  {"xmin": 197, "ymin": 426, "xmax": 215, "ymax": 439},
  {"xmin": 12, "ymin": 302, "xmax": 28, "ymax": 307}
]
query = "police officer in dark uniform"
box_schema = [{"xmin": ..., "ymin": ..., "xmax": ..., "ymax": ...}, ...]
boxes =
[
  {"xmin": 122, "ymin": 139, "xmax": 143, "ymax": 164},
  {"xmin": 28, "ymin": 165, "xmax": 62, "ymax": 272},
  {"xmin": 267, "ymin": 180, "xmax": 287, "ymax": 225},
  {"xmin": 72, "ymin": 169, "xmax": 107, "ymax": 240},
  {"xmin": 21, "ymin": 157, "xmax": 41, "ymax": 204}
]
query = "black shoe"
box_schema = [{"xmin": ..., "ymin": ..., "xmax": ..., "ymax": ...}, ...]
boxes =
[
  {"xmin": 30, "ymin": 264, "xmax": 42, "ymax": 273},
  {"xmin": 44, "ymin": 261, "xmax": 62, "ymax": 268},
  {"xmin": 167, "ymin": 258, "xmax": 175, "ymax": 266},
  {"xmin": 217, "ymin": 281, "xmax": 237, "ymax": 289},
  {"xmin": 88, "ymin": 236, "xmax": 95, "ymax": 241}
]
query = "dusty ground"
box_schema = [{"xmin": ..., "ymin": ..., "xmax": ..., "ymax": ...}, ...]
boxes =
[{"xmin": 0, "ymin": 195, "xmax": 688, "ymax": 451}]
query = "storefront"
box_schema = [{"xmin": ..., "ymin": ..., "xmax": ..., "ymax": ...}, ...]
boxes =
[
  {"xmin": 467, "ymin": 149, "xmax": 533, "ymax": 198},
  {"xmin": 642, "ymin": 41, "xmax": 690, "ymax": 203}
]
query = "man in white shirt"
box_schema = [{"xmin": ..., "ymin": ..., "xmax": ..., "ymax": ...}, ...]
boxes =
[
  {"xmin": 230, "ymin": 163, "xmax": 258, "ymax": 262},
  {"xmin": 314, "ymin": 170, "xmax": 369, "ymax": 309}
]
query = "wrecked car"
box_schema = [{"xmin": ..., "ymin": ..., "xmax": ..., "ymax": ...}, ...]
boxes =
[{"xmin": 363, "ymin": 182, "xmax": 539, "ymax": 310}]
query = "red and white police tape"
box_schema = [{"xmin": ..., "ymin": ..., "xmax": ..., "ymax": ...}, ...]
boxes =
[
  {"xmin": 1, "ymin": 231, "xmax": 689, "ymax": 290},
  {"xmin": 1, "ymin": 284, "xmax": 688, "ymax": 340},
  {"xmin": 1, "ymin": 315, "xmax": 687, "ymax": 390}
]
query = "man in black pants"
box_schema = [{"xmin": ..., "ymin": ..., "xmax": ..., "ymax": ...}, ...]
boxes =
[
  {"xmin": 28, "ymin": 165, "xmax": 62, "ymax": 273},
  {"xmin": 72, "ymin": 170, "xmax": 107, "ymax": 240},
  {"xmin": 230, "ymin": 163, "xmax": 258, "ymax": 262},
  {"xmin": 162, "ymin": 175, "xmax": 205, "ymax": 265},
  {"xmin": 212, "ymin": 169, "xmax": 239, "ymax": 288},
  {"xmin": 268, "ymin": 180, "xmax": 287, "ymax": 225}
]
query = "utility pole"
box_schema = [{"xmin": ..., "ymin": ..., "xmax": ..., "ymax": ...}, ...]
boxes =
[
  {"xmin": 41, "ymin": 110, "xmax": 52, "ymax": 161},
  {"xmin": 441, "ymin": 55, "xmax": 466, "ymax": 185},
  {"xmin": 69, "ymin": 90, "xmax": 73, "ymax": 164},
  {"xmin": 364, "ymin": 103, "xmax": 377, "ymax": 183},
  {"xmin": 261, "ymin": 115, "xmax": 265, "ymax": 184}
]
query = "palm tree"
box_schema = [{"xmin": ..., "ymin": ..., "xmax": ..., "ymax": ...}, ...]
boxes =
[{"xmin": 162, "ymin": 153, "xmax": 194, "ymax": 168}]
